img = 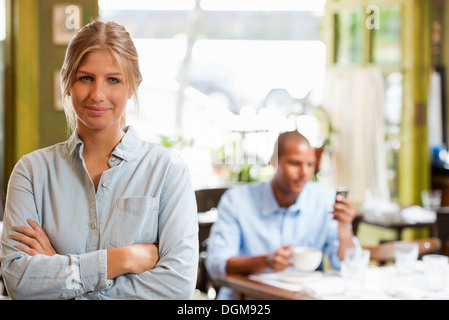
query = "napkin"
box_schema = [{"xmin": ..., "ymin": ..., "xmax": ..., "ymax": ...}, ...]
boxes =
[
  {"xmin": 400, "ymin": 206, "xmax": 436, "ymax": 223},
  {"xmin": 249, "ymin": 272, "xmax": 343, "ymax": 299}
]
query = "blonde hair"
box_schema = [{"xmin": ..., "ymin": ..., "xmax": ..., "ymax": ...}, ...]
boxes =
[{"xmin": 60, "ymin": 20, "xmax": 142, "ymax": 134}]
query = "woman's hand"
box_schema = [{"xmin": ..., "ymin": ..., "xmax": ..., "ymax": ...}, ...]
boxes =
[
  {"xmin": 107, "ymin": 243, "xmax": 159, "ymax": 279},
  {"xmin": 127, "ymin": 243, "xmax": 159, "ymax": 274},
  {"xmin": 11, "ymin": 219, "xmax": 160, "ymax": 279},
  {"xmin": 11, "ymin": 219, "xmax": 57, "ymax": 256}
]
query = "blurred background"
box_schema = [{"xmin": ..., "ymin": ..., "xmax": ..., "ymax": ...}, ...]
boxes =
[
  {"xmin": 4, "ymin": 0, "xmax": 449, "ymax": 299},
  {"xmin": 1, "ymin": 0, "xmax": 448, "ymax": 220}
]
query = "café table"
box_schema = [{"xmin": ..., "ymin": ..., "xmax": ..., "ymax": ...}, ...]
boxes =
[
  {"xmin": 354, "ymin": 210, "xmax": 438, "ymax": 241},
  {"xmin": 218, "ymin": 262, "xmax": 449, "ymax": 300},
  {"xmin": 216, "ymin": 274, "xmax": 316, "ymax": 300}
]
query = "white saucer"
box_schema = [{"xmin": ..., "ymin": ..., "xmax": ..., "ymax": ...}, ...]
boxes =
[{"xmin": 278, "ymin": 271, "xmax": 323, "ymax": 284}]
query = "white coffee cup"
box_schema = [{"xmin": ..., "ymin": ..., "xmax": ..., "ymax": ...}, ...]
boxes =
[{"xmin": 292, "ymin": 247, "xmax": 322, "ymax": 272}]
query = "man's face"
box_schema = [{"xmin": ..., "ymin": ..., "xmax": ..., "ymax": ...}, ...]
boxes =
[{"xmin": 274, "ymin": 141, "xmax": 316, "ymax": 194}]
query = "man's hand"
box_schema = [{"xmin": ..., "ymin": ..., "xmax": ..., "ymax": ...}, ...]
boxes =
[
  {"xmin": 266, "ymin": 245, "xmax": 293, "ymax": 272},
  {"xmin": 332, "ymin": 195, "xmax": 356, "ymax": 227},
  {"xmin": 333, "ymin": 196, "xmax": 357, "ymax": 259}
]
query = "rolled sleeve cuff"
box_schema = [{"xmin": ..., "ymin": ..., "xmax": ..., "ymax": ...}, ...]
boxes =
[{"xmin": 79, "ymin": 249, "xmax": 111, "ymax": 293}]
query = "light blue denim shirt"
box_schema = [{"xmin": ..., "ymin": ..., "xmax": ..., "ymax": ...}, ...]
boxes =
[
  {"xmin": 0, "ymin": 126, "xmax": 198, "ymax": 300},
  {"xmin": 205, "ymin": 181, "xmax": 359, "ymax": 299}
]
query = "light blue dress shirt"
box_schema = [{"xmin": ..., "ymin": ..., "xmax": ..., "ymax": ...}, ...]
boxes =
[
  {"xmin": 0, "ymin": 126, "xmax": 198, "ymax": 300},
  {"xmin": 205, "ymin": 180, "xmax": 359, "ymax": 299}
]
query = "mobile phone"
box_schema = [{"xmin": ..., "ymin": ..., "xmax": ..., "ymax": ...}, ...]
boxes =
[{"xmin": 336, "ymin": 187, "xmax": 348, "ymax": 202}]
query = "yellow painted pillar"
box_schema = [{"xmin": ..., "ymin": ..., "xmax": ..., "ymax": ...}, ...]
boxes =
[
  {"xmin": 13, "ymin": 0, "xmax": 40, "ymax": 161},
  {"xmin": 398, "ymin": 0, "xmax": 432, "ymax": 205}
]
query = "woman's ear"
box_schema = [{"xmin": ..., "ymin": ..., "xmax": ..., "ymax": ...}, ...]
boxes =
[{"xmin": 128, "ymin": 80, "xmax": 141, "ymax": 99}]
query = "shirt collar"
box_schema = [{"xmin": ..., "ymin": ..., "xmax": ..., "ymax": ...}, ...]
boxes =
[
  {"xmin": 66, "ymin": 125, "xmax": 142, "ymax": 161},
  {"xmin": 261, "ymin": 180, "xmax": 310, "ymax": 217}
]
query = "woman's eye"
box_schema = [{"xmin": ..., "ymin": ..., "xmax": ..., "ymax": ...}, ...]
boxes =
[
  {"xmin": 108, "ymin": 77, "xmax": 120, "ymax": 84},
  {"xmin": 80, "ymin": 76, "xmax": 93, "ymax": 82}
]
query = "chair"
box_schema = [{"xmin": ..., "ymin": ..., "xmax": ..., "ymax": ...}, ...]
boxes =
[
  {"xmin": 362, "ymin": 238, "xmax": 442, "ymax": 264},
  {"xmin": 195, "ymin": 187, "xmax": 228, "ymax": 250},
  {"xmin": 195, "ymin": 187, "xmax": 228, "ymax": 213},
  {"xmin": 436, "ymin": 207, "xmax": 449, "ymax": 255},
  {"xmin": 195, "ymin": 187, "xmax": 228, "ymax": 297}
]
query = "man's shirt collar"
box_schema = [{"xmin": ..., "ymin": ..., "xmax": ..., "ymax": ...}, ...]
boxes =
[{"xmin": 261, "ymin": 180, "xmax": 310, "ymax": 217}]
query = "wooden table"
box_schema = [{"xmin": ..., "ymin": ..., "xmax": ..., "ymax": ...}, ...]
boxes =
[
  {"xmin": 216, "ymin": 274, "xmax": 316, "ymax": 300},
  {"xmin": 353, "ymin": 214, "xmax": 438, "ymax": 241},
  {"xmin": 218, "ymin": 266, "xmax": 449, "ymax": 300}
]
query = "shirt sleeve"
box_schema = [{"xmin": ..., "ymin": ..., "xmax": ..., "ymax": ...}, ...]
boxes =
[
  {"xmin": 205, "ymin": 190, "xmax": 242, "ymax": 281},
  {"xmin": 323, "ymin": 191, "xmax": 361, "ymax": 270},
  {"xmin": 95, "ymin": 155, "xmax": 199, "ymax": 300},
  {"xmin": 0, "ymin": 157, "xmax": 111, "ymax": 300}
]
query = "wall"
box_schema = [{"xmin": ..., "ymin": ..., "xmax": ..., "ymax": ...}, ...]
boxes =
[
  {"xmin": 5, "ymin": 0, "xmax": 98, "ymax": 183},
  {"xmin": 38, "ymin": 0, "xmax": 99, "ymax": 148}
]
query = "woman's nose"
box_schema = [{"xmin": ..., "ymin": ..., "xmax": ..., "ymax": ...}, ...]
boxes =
[{"xmin": 90, "ymin": 82, "xmax": 105, "ymax": 102}]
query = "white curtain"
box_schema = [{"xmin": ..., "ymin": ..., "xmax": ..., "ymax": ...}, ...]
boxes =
[
  {"xmin": 427, "ymin": 70, "xmax": 443, "ymax": 148},
  {"xmin": 322, "ymin": 67, "xmax": 390, "ymax": 204}
]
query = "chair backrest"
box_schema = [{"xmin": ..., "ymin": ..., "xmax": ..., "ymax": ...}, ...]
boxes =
[
  {"xmin": 363, "ymin": 238, "xmax": 442, "ymax": 263},
  {"xmin": 195, "ymin": 187, "xmax": 228, "ymax": 296},
  {"xmin": 437, "ymin": 207, "xmax": 449, "ymax": 255},
  {"xmin": 195, "ymin": 187, "xmax": 228, "ymax": 212}
]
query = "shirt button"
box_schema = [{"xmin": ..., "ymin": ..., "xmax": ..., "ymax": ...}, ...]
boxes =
[
  {"xmin": 111, "ymin": 157, "xmax": 117, "ymax": 162},
  {"xmin": 102, "ymin": 182, "xmax": 108, "ymax": 187},
  {"xmin": 91, "ymin": 223, "xmax": 96, "ymax": 229}
]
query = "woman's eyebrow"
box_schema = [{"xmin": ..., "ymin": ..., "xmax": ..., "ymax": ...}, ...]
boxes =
[
  {"xmin": 76, "ymin": 70, "xmax": 93, "ymax": 76},
  {"xmin": 76, "ymin": 70, "xmax": 123, "ymax": 77},
  {"xmin": 105, "ymin": 72, "xmax": 123, "ymax": 77}
]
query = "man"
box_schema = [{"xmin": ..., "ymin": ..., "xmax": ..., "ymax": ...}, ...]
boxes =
[{"xmin": 205, "ymin": 131, "xmax": 359, "ymax": 299}]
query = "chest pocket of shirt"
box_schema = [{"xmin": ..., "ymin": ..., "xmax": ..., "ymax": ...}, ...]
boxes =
[{"xmin": 110, "ymin": 196, "xmax": 159, "ymax": 247}]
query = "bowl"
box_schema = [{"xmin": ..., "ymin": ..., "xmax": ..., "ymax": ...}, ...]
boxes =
[{"xmin": 292, "ymin": 247, "xmax": 322, "ymax": 272}]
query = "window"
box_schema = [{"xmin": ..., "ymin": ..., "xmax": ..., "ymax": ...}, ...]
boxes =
[
  {"xmin": 335, "ymin": 9, "xmax": 364, "ymax": 65},
  {"xmin": 327, "ymin": 0, "xmax": 404, "ymax": 201},
  {"xmin": 100, "ymin": 0, "xmax": 327, "ymax": 188}
]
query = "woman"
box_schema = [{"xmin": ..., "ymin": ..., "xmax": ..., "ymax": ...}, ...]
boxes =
[{"xmin": 0, "ymin": 20, "xmax": 198, "ymax": 299}]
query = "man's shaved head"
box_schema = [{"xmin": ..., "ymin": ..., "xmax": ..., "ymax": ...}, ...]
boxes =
[
  {"xmin": 272, "ymin": 131, "xmax": 311, "ymax": 161},
  {"xmin": 270, "ymin": 130, "xmax": 316, "ymax": 201}
]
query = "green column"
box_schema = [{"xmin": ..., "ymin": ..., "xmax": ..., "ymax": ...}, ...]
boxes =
[
  {"xmin": 13, "ymin": 0, "xmax": 40, "ymax": 162},
  {"xmin": 398, "ymin": 0, "xmax": 432, "ymax": 206}
]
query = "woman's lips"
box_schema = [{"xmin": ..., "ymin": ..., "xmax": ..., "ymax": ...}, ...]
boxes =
[{"xmin": 85, "ymin": 106, "xmax": 109, "ymax": 116}]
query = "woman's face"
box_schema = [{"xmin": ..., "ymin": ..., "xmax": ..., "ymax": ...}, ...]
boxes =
[{"xmin": 69, "ymin": 49, "xmax": 131, "ymax": 132}]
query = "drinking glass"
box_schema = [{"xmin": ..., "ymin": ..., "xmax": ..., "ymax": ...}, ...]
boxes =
[
  {"xmin": 423, "ymin": 254, "xmax": 448, "ymax": 292},
  {"xmin": 421, "ymin": 189, "xmax": 442, "ymax": 212},
  {"xmin": 341, "ymin": 248, "xmax": 370, "ymax": 299},
  {"xmin": 394, "ymin": 242, "xmax": 418, "ymax": 275}
]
